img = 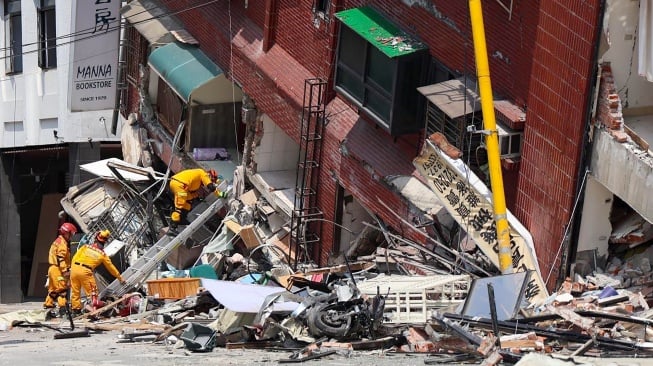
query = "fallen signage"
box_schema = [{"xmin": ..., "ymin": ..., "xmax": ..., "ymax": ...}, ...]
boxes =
[{"xmin": 413, "ymin": 139, "xmax": 547, "ymax": 303}]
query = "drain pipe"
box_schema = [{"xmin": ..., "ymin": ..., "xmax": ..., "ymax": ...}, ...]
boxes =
[{"xmin": 111, "ymin": 14, "xmax": 127, "ymax": 135}]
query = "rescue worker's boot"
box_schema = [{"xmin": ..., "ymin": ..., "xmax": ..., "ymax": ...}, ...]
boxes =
[
  {"xmin": 70, "ymin": 309, "xmax": 83, "ymax": 318},
  {"xmin": 45, "ymin": 307, "xmax": 59, "ymax": 320},
  {"xmin": 179, "ymin": 210, "xmax": 191, "ymax": 226},
  {"xmin": 167, "ymin": 221, "xmax": 179, "ymax": 236}
]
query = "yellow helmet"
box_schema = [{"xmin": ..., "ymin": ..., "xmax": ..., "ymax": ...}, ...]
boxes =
[{"xmin": 96, "ymin": 230, "xmax": 111, "ymax": 244}]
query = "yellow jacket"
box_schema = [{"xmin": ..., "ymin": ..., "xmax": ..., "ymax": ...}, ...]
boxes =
[
  {"xmin": 48, "ymin": 235, "xmax": 70, "ymax": 272},
  {"xmin": 170, "ymin": 169, "xmax": 213, "ymax": 193},
  {"xmin": 72, "ymin": 244, "xmax": 123, "ymax": 281}
]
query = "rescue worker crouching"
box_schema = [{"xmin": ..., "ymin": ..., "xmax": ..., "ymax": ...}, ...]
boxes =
[
  {"xmin": 43, "ymin": 222, "xmax": 77, "ymax": 317},
  {"xmin": 168, "ymin": 168, "xmax": 227, "ymax": 234},
  {"xmin": 70, "ymin": 230, "xmax": 126, "ymax": 316}
]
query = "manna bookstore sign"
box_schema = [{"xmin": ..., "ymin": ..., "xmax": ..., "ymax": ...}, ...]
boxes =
[
  {"xmin": 69, "ymin": 0, "xmax": 120, "ymax": 111},
  {"xmin": 414, "ymin": 140, "xmax": 548, "ymax": 303}
]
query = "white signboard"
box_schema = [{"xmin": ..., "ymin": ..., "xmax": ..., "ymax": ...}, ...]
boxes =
[
  {"xmin": 414, "ymin": 140, "xmax": 548, "ymax": 304},
  {"xmin": 69, "ymin": 0, "xmax": 120, "ymax": 111}
]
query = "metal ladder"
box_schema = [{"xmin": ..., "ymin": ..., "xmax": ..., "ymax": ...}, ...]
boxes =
[
  {"xmin": 100, "ymin": 196, "xmax": 227, "ymax": 298},
  {"xmin": 289, "ymin": 78, "xmax": 326, "ymax": 269}
]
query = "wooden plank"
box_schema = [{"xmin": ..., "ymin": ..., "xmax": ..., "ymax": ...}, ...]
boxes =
[
  {"xmin": 239, "ymin": 224, "xmax": 261, "ymax": 249},
  {"xmin": 75, "ymin": 293, "xmax": 141, "ymax": 320},
  {"xmin": 239, "ymin": 189, "xmax": 259, "ymax": 206},
  {"xmin": 85, "ymin": 321, "xmax": 169, "ymax": 332},
  {"xmin": 224, "ymin": 220, "xmax": 242, "ymax": 234},
  {"xmin": 624, "ymin": 125, "xmax": 650, "ymax": 152},
  {"xmin": 28, "ymin": 194, "xmax": 63, "ymax": 297}
]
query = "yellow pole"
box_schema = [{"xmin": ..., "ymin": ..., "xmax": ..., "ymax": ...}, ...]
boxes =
[{"xmin": 469, "ymin": 0, "xmax": 513, "ymax": 274}]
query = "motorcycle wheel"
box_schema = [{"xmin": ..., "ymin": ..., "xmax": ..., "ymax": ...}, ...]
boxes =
[{"xmin": 307, "ymin": 303, "xmax": 353, "ymax": 339}]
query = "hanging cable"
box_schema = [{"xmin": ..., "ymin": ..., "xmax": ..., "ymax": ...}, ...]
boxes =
[
  {"xmin": 0, "ymin": 0, "xmax": 221, "ymax": 56},
  {"xmin": 227, "ymin": 0, "xmax": 241, "ymax": 164},
  {"xmin": 545, "ymin": 169, "xmax": 590, "ymax": 285},
  {"xmin": 153, "ymin": 111, "xmax": 187, "ymax": 201}
]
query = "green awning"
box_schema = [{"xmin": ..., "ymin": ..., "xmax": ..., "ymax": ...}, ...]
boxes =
[
  {"xmin": 148, "ymin": 42, "xmax": 223, "ymax": 102},
  {"xmin": 335, "ymin": 6, "xmax": 427, "ymax": 58}
]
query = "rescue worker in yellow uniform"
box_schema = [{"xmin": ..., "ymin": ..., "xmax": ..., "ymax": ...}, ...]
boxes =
[
  {"xmin": 70, "ymin": 230, "xmax": 125, "ymax": 315},
  {"xmin": 168, "ymin": 169, "xmax": 227, "ymax": 231},
  {"xmin": 43, "ymin": 222, "xmax": 77, "ymax": 315}
]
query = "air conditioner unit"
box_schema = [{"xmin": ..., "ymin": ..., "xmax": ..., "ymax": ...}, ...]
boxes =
[{"xmin": 497, "ymin": 122, "xmax": 523, "ymax": 159}]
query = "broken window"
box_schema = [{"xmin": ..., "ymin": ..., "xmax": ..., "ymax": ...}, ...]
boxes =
[{"xmin": 313, "ymin": 0, "xmax": 330, "ymax": 16}]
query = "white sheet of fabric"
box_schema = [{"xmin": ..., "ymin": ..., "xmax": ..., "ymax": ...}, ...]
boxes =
[
  {"xmin": 639, "ymin": 0, "xmax": 653, "ymax": 82},
  {"xmin": 0, "ymin": 309, "xmax": 48, "ymax": 330}
]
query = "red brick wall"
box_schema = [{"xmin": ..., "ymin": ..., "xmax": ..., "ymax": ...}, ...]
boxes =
[
  {"xmin": 140, "ymin": 1, "xmax": 603, "ymax": 282},
  {"xmin": 516, "ymin": 1, "xmax": 602, "ymax": 288},
  {"xmin": 273, "ymin": 1, "xmax": 333, "ymax": 79},
  {"xmin": 245, "ymin": 1, "xmax": 265, "ymax": 29},
  {"xmin": 121, "ymin": 27, "xmax": 149, "ymax": 119}
]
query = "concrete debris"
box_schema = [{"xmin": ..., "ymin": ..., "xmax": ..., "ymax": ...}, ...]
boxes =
[{"xmin": 3, "ymin": 165, "xmax": 645, "ymax": 363}]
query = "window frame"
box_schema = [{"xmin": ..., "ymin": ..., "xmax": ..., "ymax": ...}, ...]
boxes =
[
  {"xmin": 312, "ymin": 0, "xmax": 331, "ymax": 21},
  {"xmin": 37, "ymin": 0, "xmax": 57, "ymax": 70},
  {"xmin": 334, "ymin": 25, "xmax": 427, "ymax": 136},
  {"xmin": 4, "ymin": 0, "xmax": 23, "ymax": 74}
]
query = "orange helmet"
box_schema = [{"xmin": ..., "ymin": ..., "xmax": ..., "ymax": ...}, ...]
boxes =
[
  {"xmin": 207, "ymin": 169, "xmax": 218, "ymax": 182},
  {"xmin": 96, "ymin": 230, "xmax": 111, "ymax": 244},
  {"xmin": 59, "ymin": 222, "xmax": 77, "ymax": 236}
]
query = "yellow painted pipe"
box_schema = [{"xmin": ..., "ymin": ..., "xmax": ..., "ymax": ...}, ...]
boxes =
[{"xmin": 469, "ymin": 0, "xmax": 513, "ymax": 274}]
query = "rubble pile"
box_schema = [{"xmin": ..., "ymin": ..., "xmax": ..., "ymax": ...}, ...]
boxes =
[{"xmin": 4, "ymin": 164, "xmax": 653, "ymax": 365}]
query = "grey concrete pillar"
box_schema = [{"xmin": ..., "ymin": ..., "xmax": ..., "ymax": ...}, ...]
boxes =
[
  {"xmin": 69, "ymin": 142, "xmax": 102, "ymax": 186},
  {"xmin": 0, "ymin": 156, "xmax": 23, "ymax": 303}
]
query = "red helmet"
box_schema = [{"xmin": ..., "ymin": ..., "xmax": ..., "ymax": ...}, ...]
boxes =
[
  {"xmin": 207, "ymin": 169, "xmax": 218, "ymax": 182},
  {"xmin": 59, "ymin": 222, "xmax": 77, "ymax": 236}
]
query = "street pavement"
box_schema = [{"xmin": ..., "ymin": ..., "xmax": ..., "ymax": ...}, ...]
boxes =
[{"xmin": 0, "ymin": 301, "xmax": 428, "ymax": 366}]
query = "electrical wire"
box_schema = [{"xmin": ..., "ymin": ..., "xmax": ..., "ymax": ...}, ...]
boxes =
[
  {"xmin": 227, "ymin": 0, "xmax": 241, "ymax": 164},
  {"xmin": 0, "ymin": 0, "xmax": 221, "ymax": 56},
  {"xmin": 0, "ymin": 0, "xmax": 223, "ymax": 90},
  {"xmin": 153, "ymin": 119, "xmax": 186, "ymax": 201},
  {"xmin": 545, "ymin": 169, "xmax": 590, "ymax": 285}
]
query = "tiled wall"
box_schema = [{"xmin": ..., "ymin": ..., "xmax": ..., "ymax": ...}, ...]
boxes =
[{"xmin": 254, "ymin": 114, "xmax": 299, "ymax": 172}]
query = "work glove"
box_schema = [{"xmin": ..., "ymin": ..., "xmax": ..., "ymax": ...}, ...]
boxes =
[
  {"xmin": 215, "ymin": 190, "xmax": 228, "ymax": 199},
  {"xmin": 119, "ymin": 277, "xmax": 127, "ymax": 285}
]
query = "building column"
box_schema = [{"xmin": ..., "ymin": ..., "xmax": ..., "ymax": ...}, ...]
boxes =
[
  {"xmin": 0, "ymin": 155, "xmax": 22, "ymax": 303},
  {"xmin": 69, "ymin": 142, "xmax": 102, "ymax": 186}
]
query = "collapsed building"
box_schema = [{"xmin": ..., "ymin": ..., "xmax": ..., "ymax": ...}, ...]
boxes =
[{"xmin": 1, "ymin": 0, "xmax": 653, "ymax": 363}]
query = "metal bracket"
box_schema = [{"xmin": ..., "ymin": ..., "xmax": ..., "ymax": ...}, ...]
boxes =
[{"xmin": 466, "ymin": 125, "xmax": 494, "ymax": 136}]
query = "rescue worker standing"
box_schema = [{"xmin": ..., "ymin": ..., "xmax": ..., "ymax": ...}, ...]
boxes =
[
  {"xmin": 43, "ymin": 222, "xmax": 77, "ymax": 314},
  {"xmin": 168, "ymin": 168, "xmax": 227, "ymax": 231},
  {"xmin": 70, "ymin": 230, "xmax": 125, "ymax": 315}
]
